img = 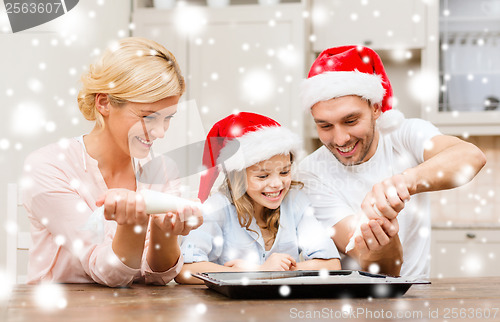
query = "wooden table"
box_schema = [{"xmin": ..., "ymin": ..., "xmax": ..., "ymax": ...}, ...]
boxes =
[{"xmin": 4, "ymin": 277, "xmax": 500, "ymax": 322}]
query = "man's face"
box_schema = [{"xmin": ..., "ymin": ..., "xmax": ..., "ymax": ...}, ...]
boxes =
[{"xmin": 311, "ymin": 95, "xmax": 381, "ymax": 166}]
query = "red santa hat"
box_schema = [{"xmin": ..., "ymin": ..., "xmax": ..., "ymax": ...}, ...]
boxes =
[
  {"xmin": 198, "ymin": 112, "xmax": 301, "ymax": 202},
  {"xmin": 300, "ymin": 45, "xmax": 403, "ymax": 132}
]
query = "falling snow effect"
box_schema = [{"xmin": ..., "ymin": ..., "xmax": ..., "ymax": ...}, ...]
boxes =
[
  {"xmin": 0, "ymin": 270, "xmax": 14, "ymax": 303},
  {"xmin": 34, "ymin": 283, "xmax": 67, "ymax": 311},
  {"xmin": 0, "ymin": 0, "xmax": 497, "ymax": 307},
  {"xmin": 187, "ymin": 215, "xmax": 200, "ymax": 227},
  {"xmin": 213, "ymin": 235, "xmax": 224, "ymax": 247},
  {"xmin": 195, "ymin": 303, "xmax": 207, "ymax": 315},
  {"xmin": 241, "ymin": 277, "xmax": 249, "ymax": 286},
  {"xmin": 279, "ymin": 285, "xmax": 291, "ymax": 297},
  {"xmin": 133, "ymin": 225, "xmax": 143, "ymax": 234},
  {"xmin": 368, "ymin": 263, "xmax": 380, "ymax": 275}
]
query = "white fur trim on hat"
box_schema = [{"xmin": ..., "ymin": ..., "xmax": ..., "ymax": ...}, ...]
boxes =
[
  {"xmin": 376, "ymin": 109, "xmax": 405, "ymax": 134},
  {"xmin": 300, "ymin": 70, "xmax": 385, "ymax": 110},
  {"xmin": 218, "ymin": 126, "xmax": 301, "ymax": 172}
]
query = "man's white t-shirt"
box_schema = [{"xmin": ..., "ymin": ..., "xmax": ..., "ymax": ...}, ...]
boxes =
[{"xmin": 298, "ymin": 118, "xmax": 441, "ymax": 277}]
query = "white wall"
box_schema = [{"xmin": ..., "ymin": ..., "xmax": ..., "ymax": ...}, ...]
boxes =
[{"xmin": 0, "ymin": 0, "xmax": 131, "ymax": 273}]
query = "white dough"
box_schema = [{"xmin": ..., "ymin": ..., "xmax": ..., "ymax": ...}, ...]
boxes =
[
  {"xmin": 140, "ymin": 189, "xmax": 202, "ymax": 214},
  {"xmin": 345, "ymin": 204, "xmax": 383, "ymax": 253}
]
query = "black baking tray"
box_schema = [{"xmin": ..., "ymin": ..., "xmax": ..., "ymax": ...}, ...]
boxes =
[{"xmin": 193, "ymin": 270, "xmax": 430, "ymax": 299}]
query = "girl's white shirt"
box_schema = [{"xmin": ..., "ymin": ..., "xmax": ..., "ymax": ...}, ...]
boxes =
[{"xmin": 181, "ymin": 188, "xmax": 340, "ymax": 266}]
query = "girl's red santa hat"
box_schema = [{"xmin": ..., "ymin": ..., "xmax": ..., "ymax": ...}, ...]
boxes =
[
  {"xmin": 198, "ymin": 112, "xmax": 301, "ymax": 202},
  {"xmin": 300, "ymin": 45, "xmax": 404, "ymax": 132}
]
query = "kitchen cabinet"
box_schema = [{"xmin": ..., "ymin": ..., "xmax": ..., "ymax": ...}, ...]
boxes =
[
  {"xmin": 431, "ymin": 228, "xmax": 500, "ymax": 278},
  {"xmin": 310, "ymin": 0, "xmax": 427, "ymax": 51},
  {"xmin": 132, "ymin": 3, "xmax": 305, "ymax": 195},
  {"xmin": 422, "ymin": 0, "xmax": 500, "ymax": 135},
  {"xmin": 133, "ymin": 3, "xmax": 304, "ymax": 133}
]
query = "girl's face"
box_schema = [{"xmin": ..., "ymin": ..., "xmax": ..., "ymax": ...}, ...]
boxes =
[
  {"xmin": 245, "ymin": 154, "xmax": 292, "ymax": 215},
  {"xmin": 108, "ymin": 96, "xmax": 180, "ymax": 159}
]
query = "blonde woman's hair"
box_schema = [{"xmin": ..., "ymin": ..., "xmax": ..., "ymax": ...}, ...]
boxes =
[
  {"xmin": 78, "ymin": 37, "xmax": 185, "ymax": 128},
  {"xmin": 220, "ymin": 154, "xmax": 303, "ymax": 243}
]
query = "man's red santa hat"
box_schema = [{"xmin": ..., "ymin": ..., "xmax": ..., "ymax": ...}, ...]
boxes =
[
  {"xmin": 198, "ymin": 112, "xmax": 301, "ymax": 202},
  {"xmin": 300, "ymin": 45, "xmax": 404, "ymax": 132}
]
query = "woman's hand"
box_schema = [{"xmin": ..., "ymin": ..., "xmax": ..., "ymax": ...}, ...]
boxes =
[
  {"xmin": 260, "ymin": 253, "xmax": 297, "ymax": 271},
  {"xmin": 151, "ymin": 204, "xmax": 203, "ymax": 236},
  {"xmin": 97, "ymin": 189, "xmax": 149, "ymax": 269},
  {"xmin": 96, "ymin": 188, "xmax": 148, "ymax": 226}
]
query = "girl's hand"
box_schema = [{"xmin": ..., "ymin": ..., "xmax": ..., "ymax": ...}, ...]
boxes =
[
  {"xmin": 224, "ymin": 259, "xmax": 259, "ymax": 271},
  {"xmin": 96, "ymin": 188, "xmax": 148, "ymax": 226},
  {"xmin": 151, "ymin": 204, "xmax": 203, "ymax": 236},
  {"xmin": 260, "ymin": 253, "xmax": 297, "ymax": 271}
]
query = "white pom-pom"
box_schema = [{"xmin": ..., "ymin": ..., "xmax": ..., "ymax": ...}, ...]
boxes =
[{"xmin": 376, "ymin": 109, "xmax": 405, "ymax": 134}]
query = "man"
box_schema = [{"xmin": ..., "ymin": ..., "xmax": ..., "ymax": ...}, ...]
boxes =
[{"xmin": 297, "ymin": 46, "xmax": 486, "ymax": 277}]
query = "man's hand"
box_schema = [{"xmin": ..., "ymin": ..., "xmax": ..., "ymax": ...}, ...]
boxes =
[
  {"xmin": 354, "ymin": 219, "xmax": 398, "ymax": 251},
  {"xmin": 361, "ymin": 173, "xmax": 411, "ymax": 223},
  {"xmin": 347, "ymin": 219, "xmax": 403, "ymax": 276},
  {"xmin": 335, "ymin": 215, "xmax": 402, "ymax": 276}
]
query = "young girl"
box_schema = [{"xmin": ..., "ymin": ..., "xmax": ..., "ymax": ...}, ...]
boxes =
[
  {"xmin": 22, "ymin": 37, "xmax": 202, "ymax": 287},
  {"xmin": 176, "ymin": 112, "xmax": 340, "ymax": 284}
]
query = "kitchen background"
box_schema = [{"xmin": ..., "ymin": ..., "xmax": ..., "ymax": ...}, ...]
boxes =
[{"xmin": 1, "ymin": 0, "xmax": 499, "ymax": 285}]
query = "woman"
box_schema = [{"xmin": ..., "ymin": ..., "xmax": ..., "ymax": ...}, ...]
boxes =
[{"xmin": 22, "ymin": 37, "xmax": 202, "ymax": 287}]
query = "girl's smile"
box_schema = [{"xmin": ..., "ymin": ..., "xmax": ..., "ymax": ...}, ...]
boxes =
[
  {"xmin": 245, "ymin": 154, "xmax": 292, "ymax": 216},
  {"xmin": 261, "ymin": 189, "xmax": 284, "ymax": 201}
]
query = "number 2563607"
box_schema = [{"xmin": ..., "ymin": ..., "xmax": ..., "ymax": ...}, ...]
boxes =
[
  {"xmin": 443, "ymin": 308, "xmax": 499, "ymax": 319},
  {"xmin": 5, "ymin": 2, "xmax": 63, "ymax": 14}
]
